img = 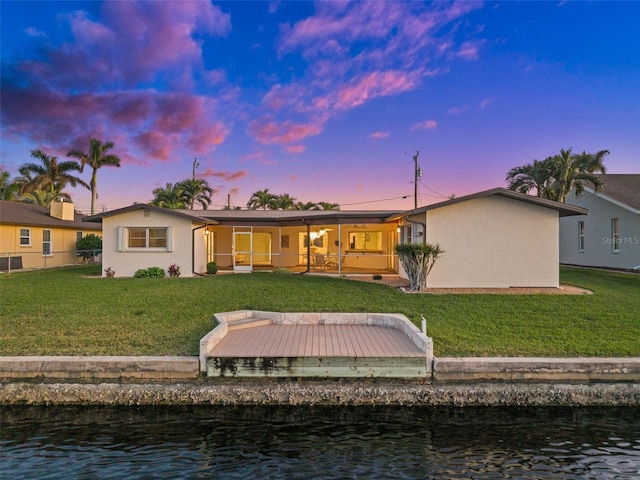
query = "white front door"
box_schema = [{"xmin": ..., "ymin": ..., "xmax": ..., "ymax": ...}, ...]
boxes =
[{"xmin": 233, "ymin": 229, "xmax": 252, "ymax": 272}]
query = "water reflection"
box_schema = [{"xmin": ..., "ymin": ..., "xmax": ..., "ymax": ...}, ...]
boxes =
[{"xmin": 2, "ymin": 406, "xmax": 639, "ymax": 479}]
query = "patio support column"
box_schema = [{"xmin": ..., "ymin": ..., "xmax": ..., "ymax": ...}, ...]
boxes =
[
  {"xmin": 338, "ymin": 223, "xmax": 342, "ymax": 275},
  {"xmin": 304, "ymin": 221, "xmax": 311, "ymax": 273}
]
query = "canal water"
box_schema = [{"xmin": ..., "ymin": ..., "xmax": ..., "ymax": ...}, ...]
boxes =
[{"xmin": 1, "ymin": 406, "xmax": 639, "ymax": 479}]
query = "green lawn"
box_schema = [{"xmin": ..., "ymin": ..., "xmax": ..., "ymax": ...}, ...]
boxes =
[{"xmin": 1, "ymin": 265, "xmax": 638, "ymax": 357}]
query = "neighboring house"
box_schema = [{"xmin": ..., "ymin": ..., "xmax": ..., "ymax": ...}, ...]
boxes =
[
  {"xmin": 560, "ymin": 174, "xmax": 640, "ymax": 270},
  {"xmin": 85, "ymin": 187, "xmax": 587, "ymax": 288},
  {"xmin": 0, "ymin": 200, "xmax": 102, "ymax": 271},
  {"xmin": 392, "ymin": 188, "xmax": 588, "ymax": 288}
]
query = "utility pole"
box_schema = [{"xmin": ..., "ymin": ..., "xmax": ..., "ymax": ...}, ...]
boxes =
[{"xmin": 413, "ymin": 150, "xmax": 422, "ymax": 209}]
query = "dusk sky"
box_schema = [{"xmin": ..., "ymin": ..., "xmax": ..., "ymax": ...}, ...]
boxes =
[{"xmin": 1, "ymin": 1, "xmax": 638, "ymax": 213}]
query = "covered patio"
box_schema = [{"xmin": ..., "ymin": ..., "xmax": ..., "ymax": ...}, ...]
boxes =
[{"xmin": 183, "ymin": 209, "xmax": 404, "ymax": 275}]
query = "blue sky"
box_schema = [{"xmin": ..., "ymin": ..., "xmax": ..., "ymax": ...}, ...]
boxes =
[{"xmin": 1, "ymin": 1, "xmax": 638, "ymax": 213}]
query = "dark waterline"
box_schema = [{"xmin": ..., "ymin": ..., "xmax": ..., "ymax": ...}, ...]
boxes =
[{"xmin": 2, "ymin": 406, "xmax": 639, "ymax": 479}]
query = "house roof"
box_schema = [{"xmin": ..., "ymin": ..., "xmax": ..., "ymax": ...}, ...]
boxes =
[
  {"xmin": 178, "ymin": 208, "xmax": 403, "ymax": 226},
  {"xmin": 83, "ymin": 203, "xmax": 208, "ymax": 224},
  {"xmin": 586, "ymin": 174, "xmax": 640, "ymax": 212},
  {"xmin": 0, "ymin": 200, "xmax": 101, "ymax": 230},
  {"xmin": 387, "ymin": 187, "xmax": 589, "ymax": 220},
  {"xmin": 86, "ymin": 203, "xmax": 403, "ymax": 226}
]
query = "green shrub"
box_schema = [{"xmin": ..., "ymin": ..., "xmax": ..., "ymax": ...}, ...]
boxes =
[
  {"xmin": 133, "ymin": 266, "xmax": 166, "ymax": 278},
  {"xmin": 76, "ymin": 234, "xmax": 102, "ymax": 260},
  {"xmin": 206, "ymin": 261, "xmax": 218, "ymax": 274}
]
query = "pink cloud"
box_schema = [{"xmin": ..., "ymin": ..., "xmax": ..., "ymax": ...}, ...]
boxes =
[
  {"xmin": 335, "ymin": 70, "xmax": 419, "ymax": 110},
  {"xmin": 411, "ymin": 120, "xmax": 438, "ymax": 131},
  {"xmin": 1, "ymin": 81, "xmax": 230, "ymax": 164},
  {"xmin": 456, "ymin": 41, "xmax": 482, "ymax": 60},
  {"xmin": 19, "ymin": 1, "xmax": 230, "ymax": 91},
  {"xmin": 200, "ymin": 168, "xmax": 248, "ymax": 181},
  {"xmin": 285, "ymin": 144, "xmax": 306, "ymax": 154},
  {"xmin": 368, "ymin": 131, "xmax": 390, "ymax": 140},
  {"xmin": 249, "ymin": 118, "xmax": 321, "ymax": 146}
]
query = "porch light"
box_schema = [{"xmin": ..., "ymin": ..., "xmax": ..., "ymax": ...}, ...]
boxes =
[{"xmin": 204, "ymin": 229, "xmax": 210, "ymax": 235}]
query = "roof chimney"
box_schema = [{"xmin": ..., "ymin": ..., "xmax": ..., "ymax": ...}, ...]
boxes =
[{"xmin": 50, "ymin": 201, "xmax": 75, "ymax": 221}]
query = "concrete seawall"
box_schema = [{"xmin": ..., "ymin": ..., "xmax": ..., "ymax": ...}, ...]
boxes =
[{"xmin": 2, "ymin": 356, "xmax": 639, "ymax": 406}]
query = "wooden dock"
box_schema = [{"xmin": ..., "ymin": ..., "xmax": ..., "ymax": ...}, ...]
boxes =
[{"xmin": 203, "ymin": 313, "xmax": 431, "ymax": 378}]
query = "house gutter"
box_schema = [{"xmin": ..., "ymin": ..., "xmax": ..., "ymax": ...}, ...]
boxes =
[{"xmin": 192, "ymin": 223, "xmax": 209, "ymax": 276}]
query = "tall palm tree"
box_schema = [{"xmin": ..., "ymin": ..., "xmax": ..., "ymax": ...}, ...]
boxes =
[
  {"xmin": 151, "ymin": 183, "xmax": 187, "ymax": 209},
  {"xmin": 550, "ymin": 148, "xmax": 608, "ymax": 203},
  {"xmin": 17, "ymin": 149, "xmax": 88, "ymax": 206},
  {"xmin": 178, "ymin": 178, "xmax": 214, "ymax": 210},
  {"xmin": 272, "ymin": 193, "xmax": 297, "ymax": 210},
  {"xmin": 506, "ymin": 158, "xmax": 555, "ymax": 199},
  {"xmin": 67, "ymin": 138, "xmax": 121, "ymax": 215},
  {"xmin": 247, "ymin": 188, "xmax": 276, "ymax": 210}
]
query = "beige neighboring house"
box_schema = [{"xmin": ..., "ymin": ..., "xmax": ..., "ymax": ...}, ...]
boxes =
[
  {"xmin": 0, "ymin": 200, "xmax": 102, "ymax": 271},
  {"xmin": 560, "ymin": 174, "xmax": 640, "ymax": 270},
  {"xmin": 85, "ymin": 187, "xmax": 587, "ymax": 288},
  {"xmin": 392, "ymin": 188, "xmax": 588, "ymax": 288}
]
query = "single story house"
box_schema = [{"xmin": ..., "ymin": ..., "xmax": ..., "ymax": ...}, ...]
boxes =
[
  {"xmin": 560, "ymin": 174, "xmax": 640, "ymax": 271},
  {"xmin": 391, "ymin": 188, "xmax": 588, "ymax": 288},
  {"xmin": 0, "ymin": 200, "xmax": 102, "ymax": 271},
  {"xmin": 85, "ymin": 187, "xmax": 587, "ymax": 288}
]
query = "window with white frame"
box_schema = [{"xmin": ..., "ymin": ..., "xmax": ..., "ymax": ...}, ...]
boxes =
[
  {"xmin": 348, "ymin": 231, "xmax": 383, "ymax": 251},
  {"xmin": 578, "ymin": 221, "xmax": 585, "ymax": 252},
  {"xmin": 118, "ymin": 227, "xmax": 171, "ymax": 251},
  {"xmin": 611, "ymin": 218, "xmax": 620, "ymax": 252},
  {"xmin": 42, "ymin": 229, "xmax": 52, "ymax": 256},
  {"xmin": 19, "ymin": 228, "xmax": 31, "ymax": 246}
]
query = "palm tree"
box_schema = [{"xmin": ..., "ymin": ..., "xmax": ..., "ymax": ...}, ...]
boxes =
[
  {"xmin": 151, "ymin": 183, "xmax": 187, "ymax": 209},
  {"xmin": 17, "ymin": 149, "xmax": 88, "ymax": 206},
  {"xmin": 550, "ymin": 148, "xmax": 608, "ymax": 203},
  {"xmin": 178, "ymin": 178, "xmax": 214, "ymax": 210},
  {"xmin": 506, "ymin": 158, "xmax": 556, "ymax": 199},
  {"xmin": 506, "ymin": 148, "xmax": 608, "ymax": 203},
  {"xmin": 316, "ymin": 201, "xmax": 340, "ymax": 211},
  {"xmin": 247, "ymin": 188, "xmax": 276, "ymax": 210},
  {"xmin": 0, "ymin": 171, "xmax": 20, "ymax": 201},
  {"xmin": 272, "ymin": 193, "xmax": 297, "ymax": 210},
  {"xmin": 67, "ymin": 138, "xmax": 121, "ymax": 215},
  {"xmin": 295, "ymin": 201, "xmax": 320, "ymax": 211}
]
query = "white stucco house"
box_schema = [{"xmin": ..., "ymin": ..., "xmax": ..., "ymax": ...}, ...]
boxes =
[
  {"xmin": 85, "ymin": 187, "xmax": 587, "ymax": 288},
  {"xmin": 392, "ymin": 188, "xmax": 588, "ymax": 288},
  {"xmin": 560, "ymin": 174, "xmax": 640, "ymax": 271}
]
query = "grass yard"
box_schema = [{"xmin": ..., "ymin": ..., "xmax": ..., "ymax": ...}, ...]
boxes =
[{"xmin": 1, "ymin": 265, "xmax": 638, "ymax": 357}]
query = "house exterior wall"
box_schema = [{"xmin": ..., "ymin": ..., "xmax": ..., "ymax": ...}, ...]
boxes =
[
  {"xmin": 0, "ymin": 223, "xmax": 99, "ymax": 270},
  {"xmin": 422, "ymin": 196, "xmax": 560, "ymax": 288},
  {"xmin": 102, "ymin": 209, "xmax": 201, "ymax": 277},
  {"xmin": 560, "ymin": 191, "xmax": 640, "ymax": 269}
]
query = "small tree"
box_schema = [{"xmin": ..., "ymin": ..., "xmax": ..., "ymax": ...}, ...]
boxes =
[
  {"xmin": 395, "ymin": 243, "xmax": 444, "ymax": 291},
  {"xmin": 76, "ymin": 234, "xmax": 102, "ymax": 261}
]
